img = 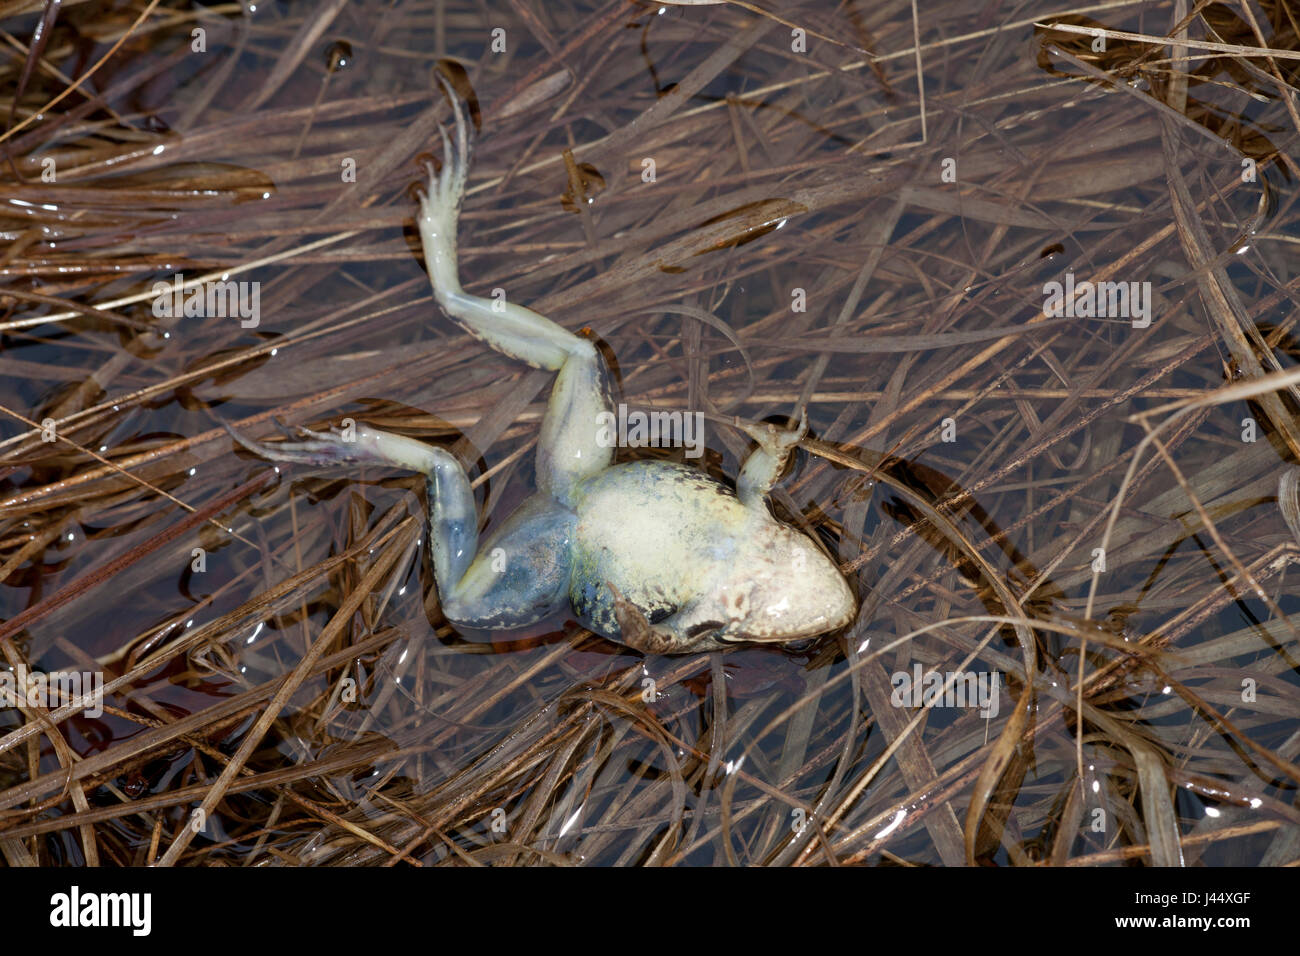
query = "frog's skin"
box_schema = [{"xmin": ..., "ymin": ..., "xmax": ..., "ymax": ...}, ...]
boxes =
[{"xmin": 234, "ymin": 85, "xmax": 857, "ymax": 654}]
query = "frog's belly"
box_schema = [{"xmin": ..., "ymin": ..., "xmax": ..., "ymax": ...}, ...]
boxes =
[{"xmin": 568, "ymin": 460, "xmax": 753, "ymax": 638}]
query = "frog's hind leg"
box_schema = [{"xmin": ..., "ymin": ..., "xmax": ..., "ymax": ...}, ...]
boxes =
[
  {"xmin": 228, "ymin": 423, "xmax": 478, "ymax": 614},
  {"xmin": 441, "ymin": 493, "xmax": 574, "ymax": 629},
  {"xmin": 417, "ymin": 82, "xmax": 613, "ymax": 504},
  {"xmin": 232, "ymin": 423, "xmax": 576, "ymax": 630}
]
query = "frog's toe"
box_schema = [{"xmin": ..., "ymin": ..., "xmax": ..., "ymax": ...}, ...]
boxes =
[
  {"xmin": 425, "ymin": 76, "xmax": 472, "ymax": 212},
  {"xmin": 224, "ymin": 420, "xmax": 358, "ymax": 468},
  {"xmin": 435, "ymin": 122, "xmax": 457, "ymax": 202},
  {"xmin": 736, "ymin": 409, "xmax": 807, "ymax": 453},
  {"xmin": 791, "ymin": 406, "xmax": 809, "ymax": 442},
  {"xmin": 440, "ymin": 73, "xmax": 471, "ymax": 174}
]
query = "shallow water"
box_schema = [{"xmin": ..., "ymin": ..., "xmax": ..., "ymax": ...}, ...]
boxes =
[{"xmin": 0, "ymin": 0, "xmax": 1297, "ymax": 867}]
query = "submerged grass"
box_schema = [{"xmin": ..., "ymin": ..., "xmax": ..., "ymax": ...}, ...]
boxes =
[{"xmin": 0, "ymin": 0, "xmax": 1298, "ymax": 866}]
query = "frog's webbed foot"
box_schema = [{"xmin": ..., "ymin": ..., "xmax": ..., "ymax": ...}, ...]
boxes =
[
  {"xmin": 417, "ymin": 74, "xmax": 472, "ymax": 244},
  {"xmin": 224, "ymin": 420, "xmax": 366, "ymax": 469},
  {"xmin": 608, "ymin": 585, "xmax": 723, "ymax": 654},
  {"xmin": 227, "ymin": 420, "xmax": 480, "ymax": 590},
  {"xmin": 735, "ymin": 409, "xmax": 808, "ymax": 507}
]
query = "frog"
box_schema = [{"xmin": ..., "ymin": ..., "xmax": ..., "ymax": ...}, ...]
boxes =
[{"xmin": 231, "ymin": 83, "xmax": 857, "ymax": 654}]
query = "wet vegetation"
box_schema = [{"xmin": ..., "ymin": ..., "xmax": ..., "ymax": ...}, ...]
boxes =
[{"xmin": 0, "ymin": 0, "xmax": 1298, "ymax": 866}]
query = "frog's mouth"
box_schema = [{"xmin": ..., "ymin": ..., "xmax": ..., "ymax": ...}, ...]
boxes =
[
  {"xmin": 724, "ymin": 594, "xmax": 859, "ymax": 645},
  {"xmin": 681, "ymin": 580, "xmax": 858, "ymax": 646},
  {"xmin": 722, "ymin": 617, "xmax": 855, "ymax": 646}
]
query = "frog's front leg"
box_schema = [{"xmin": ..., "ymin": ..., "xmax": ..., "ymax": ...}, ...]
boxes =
[
  {"xmin": 609, "ymin": 586, "xmax": 727, "ymax": 654},
  {"xmin": 735, "ymin": 410, "xmax": 808, "ymax": 508},
  {"xmin": 418, "ymin": 80, "xmax": 612, "ymax": 506},
  {"xmin": 229, "ymin": 424, "xmax": 573, "ymax": 628}
]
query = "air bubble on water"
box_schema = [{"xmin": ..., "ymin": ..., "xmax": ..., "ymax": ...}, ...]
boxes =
[{"xmin": 325, "ymin": 40, "xmax": 353, "ymax": 72}]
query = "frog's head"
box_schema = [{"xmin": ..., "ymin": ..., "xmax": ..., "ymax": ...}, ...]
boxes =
[{"xmin": 692, "ymin": 523, "xmax": 857, "ymax": 645}]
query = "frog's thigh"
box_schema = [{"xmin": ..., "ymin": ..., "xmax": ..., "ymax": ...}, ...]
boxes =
[
  {"xmin": 440, "ymin": 495, "xmax": 575, "ymax": 629},
  {"xmin": 536, "ymin": 339, "xmax": 613, "ymax": 504},
  {"xmin": 429, "ymin": 296, "xmax": 613, "ymax": 503},
  {"xmin": 434, "ymin": 294, "xmax": 613, "ymax": 504}
]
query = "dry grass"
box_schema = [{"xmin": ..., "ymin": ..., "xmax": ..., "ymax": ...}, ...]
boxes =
[{"xmin": 0, "ymin": 0, "xmax": 1298, "ymax": 866}]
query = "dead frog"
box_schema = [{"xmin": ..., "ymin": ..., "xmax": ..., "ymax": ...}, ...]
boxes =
[{"xmin": 232, "ymin": 86, "xmax": 856, "ymax": 654}]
